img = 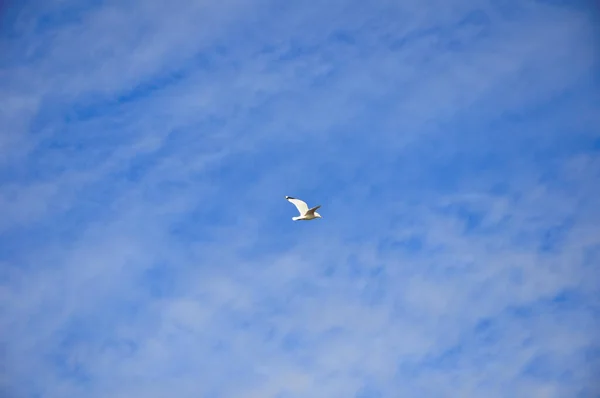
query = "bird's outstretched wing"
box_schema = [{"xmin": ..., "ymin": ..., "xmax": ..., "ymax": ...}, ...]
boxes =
[
  {"xmin": 285, "ymin": 196, "xmax": 309, "ymax": 215},
  {"xmin": 306, "ymin": 205, "xmax": 321, "ymax": 216}
]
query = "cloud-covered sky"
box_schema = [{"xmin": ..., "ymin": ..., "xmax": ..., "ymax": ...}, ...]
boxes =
[{"xmin": 1, "ymin": 0, "xmax": 599, "ymax": 397}]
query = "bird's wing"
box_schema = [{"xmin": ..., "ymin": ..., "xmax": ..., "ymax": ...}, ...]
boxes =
[
  {"xmin": 306, "ymin": 205, "xmax": 321, "ymax": 216},
  {"xmin": 285, "ymin": 196, "xmax": 309, "ymax": 215}
]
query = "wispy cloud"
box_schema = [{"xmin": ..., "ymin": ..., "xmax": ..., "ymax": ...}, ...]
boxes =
[{"xmin": 1, "ymin": 0, "xmax": 599, "ymax": 397}]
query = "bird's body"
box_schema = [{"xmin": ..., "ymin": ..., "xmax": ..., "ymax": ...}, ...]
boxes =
[{"xmin": 285, "ymin": 196, "xmax": 323, "ymax": 221}]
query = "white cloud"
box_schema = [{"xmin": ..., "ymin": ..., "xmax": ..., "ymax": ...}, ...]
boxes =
[{"xmin": 1, "ymin": 0, "xmax": 599, "ymax": 397}]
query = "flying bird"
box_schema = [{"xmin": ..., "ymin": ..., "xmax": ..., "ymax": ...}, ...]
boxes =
[{"xmin": 285, "ymin": 196, "xmax": 323, "ymax": 221}]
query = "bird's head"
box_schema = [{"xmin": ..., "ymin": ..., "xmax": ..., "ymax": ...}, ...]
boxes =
[{"xmin": 315, "ymin": 212, "xmax": 322, "ymax": 218}]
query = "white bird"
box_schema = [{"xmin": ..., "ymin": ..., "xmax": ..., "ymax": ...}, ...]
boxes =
[{"xmin": 285, "ymin": 196, "xmax": 323, "ymax": 221}]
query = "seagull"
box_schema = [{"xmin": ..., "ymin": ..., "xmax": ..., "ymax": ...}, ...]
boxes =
[{"xmin": 285, "ymin": 196, "xmax": 323, "ymax": 221}]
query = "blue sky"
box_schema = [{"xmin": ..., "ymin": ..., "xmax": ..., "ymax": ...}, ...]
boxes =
[{"xmin": 1, "ymin": 0, "xmax": 599, "ymax": 397}]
